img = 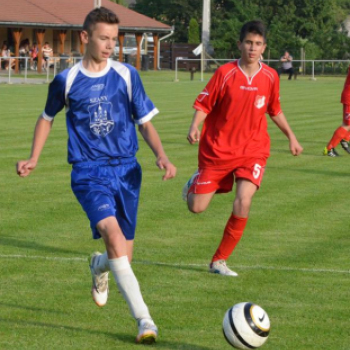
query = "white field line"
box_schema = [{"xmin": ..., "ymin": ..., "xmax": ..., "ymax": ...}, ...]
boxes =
[{"xmin": 0, "ymin": 254, "xmax": 349, "ymax": 275}]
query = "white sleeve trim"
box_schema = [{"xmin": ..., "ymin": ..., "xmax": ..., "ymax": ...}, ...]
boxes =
[
  {"xmin": 41, "ymin": 112, "xmax": 54, "ymax": 121},
  {"xmin": 134, "ymin": 108, "xmax": 159, "ymax": 125}
]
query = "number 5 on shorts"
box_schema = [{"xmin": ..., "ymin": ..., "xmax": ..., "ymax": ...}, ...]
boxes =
[{"xmin": 253, "ymin": 164, "xmax": 262, "ymax": 179}]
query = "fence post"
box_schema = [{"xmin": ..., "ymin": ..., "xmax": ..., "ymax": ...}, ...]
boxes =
[
  {"xmin": 174, "ymin": 57, "xmax": 179, "ymax": 82},
  {"xmin": 311, "ymin": 60, "xmax": 316, "ymax": 81},
  {"xmin": 8, "ymin": 58, "xmax": 12, "ymax": 84},
  {"xmin": 54, "ymin": 58, "xmax": 57, "ymax": 78},
  {"xmin": 24, "ymin": 57, "xmax": 28, "ymax": 83},
  {"xmin": 46, "ymin": 63, "xmax": 50, "ymax": 83}
]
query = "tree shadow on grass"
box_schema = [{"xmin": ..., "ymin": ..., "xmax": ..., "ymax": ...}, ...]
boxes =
[
  {"xmin": 267, "ymin": 165, "xmax": 350, "ymax": 177},
  {"xmin": 0, "ymin": 236, "xmax": 86, "ymax": 256},
  {"xmin": 0, "ymin": 301, "xmax": 66, "ymax": 314},
  {"xmin": 134, "ymin": 259, "xmax": 207, "ymax": 274},
  {"xmin": 0, "ymin": 317, "xmax": 214, "ymax": 349}
]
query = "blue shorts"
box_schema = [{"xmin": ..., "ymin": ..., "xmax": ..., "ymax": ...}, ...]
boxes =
[{"xmin": 71, "ymin": 157, "xmax": 142, "ymax": 240}]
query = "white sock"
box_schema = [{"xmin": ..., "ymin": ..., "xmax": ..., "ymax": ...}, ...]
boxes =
[
  {"xmin": 94, "ymin": 252, "xmax": 110, "ymax": 274},
  {"xmin": 109, "ymin": 256, "xmax": 151, "ymax": 320}
]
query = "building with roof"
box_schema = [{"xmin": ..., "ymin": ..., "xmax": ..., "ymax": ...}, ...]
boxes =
[{"xmin": 0, "ymin": 0, "xmax": 172, "ymax": 72}]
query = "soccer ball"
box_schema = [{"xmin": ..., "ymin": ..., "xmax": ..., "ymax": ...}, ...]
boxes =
[{"xmin": 223, "ymin": 302, "xmax": 270, "ymax": 349}]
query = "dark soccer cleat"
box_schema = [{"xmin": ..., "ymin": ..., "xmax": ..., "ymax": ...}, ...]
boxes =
[
  {"xmin": 332, "ymin": 148, "xmax": 340, "ymax": 156},
  {"xmin": 323, "ymin": 147, "xmax": 339, "ymax": 157},
  {"xmin": 340, "ymin": 139, "xmax": 350, "ymax": 154}
]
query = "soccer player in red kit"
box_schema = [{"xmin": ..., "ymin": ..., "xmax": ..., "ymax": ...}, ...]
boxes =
[
  {"xmin": 323, "ymin": 67, "xmax": 350, "ymax": 157},
  {"xmin": 182, "ymin": 20, "xmax": 303, "ymax": 276}
]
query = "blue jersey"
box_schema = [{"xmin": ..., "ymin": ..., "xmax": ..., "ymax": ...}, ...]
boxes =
[{"xmin": 42, "ymin": 59, "xmax": 158, "ymax": 164}]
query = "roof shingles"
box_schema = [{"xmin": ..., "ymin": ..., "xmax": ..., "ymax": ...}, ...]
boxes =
[{"xmin": 0, "ymin": 0, "xmax": 170, "ymax": 31}]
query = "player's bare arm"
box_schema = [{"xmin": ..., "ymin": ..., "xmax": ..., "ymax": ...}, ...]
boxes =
[
  {"xmin": 138, "ymin": 121, "xmax": 176, "ymax": 180},
  {"xmin": 271, "ymin": 113, "xmax": 303, "ymax": 156},
  {"xmin": 16, "ymin": 116, "xmax": 53, "ymax": 177},
  {"xmin": 187, "ymin": 110, "xmax": 207, "ymax": 144}
]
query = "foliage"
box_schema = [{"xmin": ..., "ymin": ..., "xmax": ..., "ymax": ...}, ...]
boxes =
[
  {"xmin": 132, "ymin": 0, "xmax": 202, "ymax": 42},
  {"xmin": 109, "ymin": 0, "xmax": 127, "ymax": 6},
  {"xmin": 132, "ymin": 0, "xmax": 350, "ymax": 59},
  {"xmin": 188, "ymin": 18, "xmax": 200, "ymax": 44}
]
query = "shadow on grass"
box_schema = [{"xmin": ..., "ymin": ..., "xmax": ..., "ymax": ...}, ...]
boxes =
[
  {"xmin": 0, "ymin": 317, "xmax": 214, "ymax": 349},
  {"xmin": 0, "ymin": 236, "xmax": 86, "ymax": 256},
  {"xmin": 0, "ymin": 301, "xmax": 66, "ymax": 314},
  {"xmin": 134, "ymin": 260, "xmax": 207, "ymax": 274},
  {"xmin": 267, "ymin": 165, "xmax": 350, "ymax": 177}
]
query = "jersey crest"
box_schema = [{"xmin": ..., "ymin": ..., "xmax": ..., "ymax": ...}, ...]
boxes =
[
  {"xmin": 88, "ymin": 102, "xmax": 114, "ymax": 137},
  {"xmin": 254, "ymin": 95, "xmax": 266, "ymax": 109}
]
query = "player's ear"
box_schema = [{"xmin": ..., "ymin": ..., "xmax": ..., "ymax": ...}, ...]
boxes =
[
  {"xmin": 80, "ymin": 30, "xmax": 89, "ymax": 45},
  {"xmin": 237, "ymin": 40, "xmax": 242, "ymax": 50}
]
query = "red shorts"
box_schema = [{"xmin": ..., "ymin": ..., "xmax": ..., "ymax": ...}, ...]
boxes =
[
  {"xmin": 343, "ymin": 104, "xmax": 350, "ymax": 126},
  {"xmin": 190, "ymin": 158, "xmax": 266, "ymax": 195}
]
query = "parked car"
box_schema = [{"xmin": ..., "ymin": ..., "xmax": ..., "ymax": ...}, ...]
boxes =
[{"xmin": 113, "ymin": 33, "xmax": 153, "ymax": 57}]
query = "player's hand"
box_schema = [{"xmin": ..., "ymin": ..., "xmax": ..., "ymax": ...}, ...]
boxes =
[
  {"xmin": 16, "ymin": 159, "xmax": 37, "ymax": 177},
  {"xmin": 290, "ymin": 140, "xmax": 303, "ymax": 156},
  {"xmin": 187, "ymin": 125, "xmax": 200, "ymax": 144},
  {"xmin": 156, "ymin": 156, "xmax": 177, "ymax": 181}
]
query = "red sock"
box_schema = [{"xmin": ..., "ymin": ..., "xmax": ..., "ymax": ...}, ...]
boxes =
[
  {"xmin": 212, "ymin": 214, "xmax": 248, "ymax": 262},
  {"xmin": 344, "ymin": 131, "xmax": 350, "ymax": 142},
  {"xmin": 327, "ymin": 127, "xmax": 348, "ymax": 150}
]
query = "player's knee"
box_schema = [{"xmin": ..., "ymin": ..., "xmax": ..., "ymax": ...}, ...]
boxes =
[
  {"xmin": 96, "ymin": 219, "xmax": 110, "ymax": 236},
  {"xmin": 187, "ymin": 201, "xmax": 207, "ymax": 214},
  {"xmin": 188, "ymin": 206, "xmax": 204, "ymax": 214},
  {"xmin": 96, "ymin": 217, "xmax": 122, "ymax": 240},
  {"xmin": 234, "ymin": 197, "xmax": 252, "ymax": 214},
  {"xmin": 187, "ymin": 192, "xmax": 213, "ymax": 214}
]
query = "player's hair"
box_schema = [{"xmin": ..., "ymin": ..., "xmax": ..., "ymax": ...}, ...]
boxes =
[
  {"xmin": 83, "ymin": 6, "xmax": 120, "ymax": 35},
  {"xmin": 239, "ymin": 20, "xmax": 267, "ymax": 43}
]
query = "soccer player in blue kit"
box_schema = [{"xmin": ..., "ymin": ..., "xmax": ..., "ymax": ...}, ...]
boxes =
[{"xmin": 16, "ymin": 6, "xmax": 176, "ymax": 345}]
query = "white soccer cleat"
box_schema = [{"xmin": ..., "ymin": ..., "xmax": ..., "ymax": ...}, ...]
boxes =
[
  {"xmin": 135, "ymin": 318, "xmax": 158, "ymax": 344},
  {"xmin": 209, "ymin": 260, "xmax": 238, "ymax": 277},
  {"xmin": 182, "ymin": 171, "xmax": 199, "ymax": 201},
  {"xmin": 88, "ymin": 252, "xmax": 109, "ymax": 307}
]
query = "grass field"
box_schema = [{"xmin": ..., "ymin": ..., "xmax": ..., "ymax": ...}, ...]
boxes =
[{"xmin": 0, "ymin": 71, "xmax": 349, "ymax": 350}]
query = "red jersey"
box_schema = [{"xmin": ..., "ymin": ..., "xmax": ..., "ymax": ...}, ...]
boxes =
[
  {"xmin": 193, "ymin": 60, "xmax": 282, "ymax": 169},
  {"xmin": 341, "ymin": 67, "xmax": 350, "ymax": 105}
]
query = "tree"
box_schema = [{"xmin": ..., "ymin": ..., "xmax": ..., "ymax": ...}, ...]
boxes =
[
  {"xmin": 109, "ymin": 0, "xmax": 127, "ymax": 6},
  {"xmin": 210, "ymin": 0, "xmax": 260, "ymax": 58},
  {"xmin": 264, "ymin": 0, "xmax": 298, "ymax": 59},
  {"xmin": 132, "ymin": 0, "xmax": 350, "ymax": 59},
  {"xmin": 133, "ymin": 0, "xmax": 202, "ymax": 42},
  {"xmin": 188, "ymin": 18, "xmax": 200, "ymax": 44},
  {"xmin": 293, "ymin": 0, "xmax": 347, "ymax": 59},
  {"xmin": 210, "ymin": 0, "xmax": 350, "ymax": 59}
]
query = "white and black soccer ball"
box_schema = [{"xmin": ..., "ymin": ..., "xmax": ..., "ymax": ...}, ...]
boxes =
[{"xmin": 223, "ymin": 302, "xmax": 270, "ymax": 349}]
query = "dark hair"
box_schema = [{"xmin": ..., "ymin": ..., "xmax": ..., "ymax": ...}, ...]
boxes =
[
  {"xmin": 20, "ymin": 38, "xmax": 30, "ymax": 46},
  {"xmin": 239, "ymin": 20, "xmax": 267, "ymax": 43},
  {"xmin": 83, "ymin": 6, "xmax": 120, "ymax": 35}
]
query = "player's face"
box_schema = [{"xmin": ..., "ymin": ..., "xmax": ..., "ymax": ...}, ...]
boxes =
[
  {"xmin": 237, "ymin": 33, "xmax": 266, "ymax": 65},
  {"xmin": 82, "ymin": 22, "xmax": 118, "ymax": 62}
]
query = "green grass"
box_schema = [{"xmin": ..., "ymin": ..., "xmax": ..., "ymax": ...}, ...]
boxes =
[{"xmin": 0, "ymin": 72, "xmax": 349, "ymax": 349}]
